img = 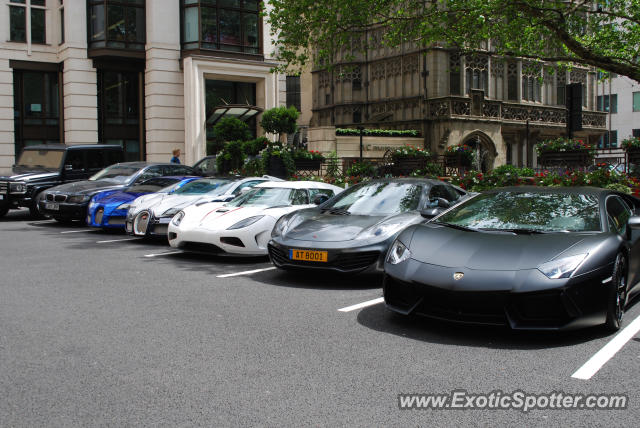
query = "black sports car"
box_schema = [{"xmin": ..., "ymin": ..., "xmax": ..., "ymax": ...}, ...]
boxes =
[
  {"xmin": 268, "ymin": 178, "xmax": 470, "ymax": 274},
  {"xmin": 383, "ymin": 186, "xmax": 640, "ymax": 332}
]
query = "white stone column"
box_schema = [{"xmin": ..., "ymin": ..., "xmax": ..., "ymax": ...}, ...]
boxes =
[
  {"xmin": 182, "ymin": 57, "xmax": 206, "ymax": 165},
  {"xmin": 145, "ymin": 0, "xmax": 184, "ymax": 163},
  {"xmin": 0, "ymin": 58, "xmax": 13, "ymax": 173},
  {"xmin": 59, "ymin": 0, "xmax": 98, "ymax": 144}
]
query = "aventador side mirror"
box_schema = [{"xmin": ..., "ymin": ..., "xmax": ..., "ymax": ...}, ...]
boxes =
[
  {"xmin": 313, "ymin": 194, "xmax": 330, "ymax": 205},
  {"xmin": 420, "ymin": 208, "xmax": 442, "ymax": 218}
]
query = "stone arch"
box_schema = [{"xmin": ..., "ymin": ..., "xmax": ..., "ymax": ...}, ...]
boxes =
[{"xmin": 461, "ymin": 131, "xmax": 498, "ymax": 172}]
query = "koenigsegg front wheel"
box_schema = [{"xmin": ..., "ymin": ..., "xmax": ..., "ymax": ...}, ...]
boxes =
[{"xmin": 605, "ymin": 253, "xmax": 628, "ymax": 332}]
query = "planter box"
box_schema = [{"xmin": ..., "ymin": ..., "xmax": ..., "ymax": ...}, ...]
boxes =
[
  {"xmin": 267, "ymin": 156, "xmax": 288, "ymax": 178},
  {"xmin": 444, "ymin": 155, "xmax": 472, "ymax": 168},
  {"xmin": 538, "ymin": 151, "xmax": 592, "ymax": 167},
  {"xmin": 392, "ymin": 156, "xmax": 428, "ymax": 176},
  {"xmin": 294, "ymin": 159, "xmax": 322, "ymax": 170},
  {"xmin": 627, "ymin": 148, "xmax": 640, "ymax": 164}
]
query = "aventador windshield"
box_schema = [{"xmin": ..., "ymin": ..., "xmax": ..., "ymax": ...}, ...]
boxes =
[
  {"xmin": 324, "ymin": 182, "xmax": 423, "ymax": 216},
  {"xmin": 436, "ymin": 191, "xmax": 602, "ymax": 232}
]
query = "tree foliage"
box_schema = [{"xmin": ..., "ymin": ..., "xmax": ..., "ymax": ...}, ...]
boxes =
[
  {"xmin": 259, "ymin": 106, "xmax": 299, "ymax": 142},
  {"xmin": 268, "ymin": 0, "xmax": 640, "ymax": 81},
  {"xmin": 212, "ymin": 117, "xmax": 251, "ymax": 143}
]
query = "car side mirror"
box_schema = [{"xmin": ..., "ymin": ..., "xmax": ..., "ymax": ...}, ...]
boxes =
[
  {"xmin": 313, "ymin": 194, "xmax": 330, "ymax": 205},
  {"xmin": 628, "ymin": 216, "xmax": 640, "ymax": 230},
  {"xmin": 420, "ymin": 208, "xmax": 442, "ymax": 218},
  {"xmin": 239, "ymin": 187, "xmax": 253, "ymax": 195}
]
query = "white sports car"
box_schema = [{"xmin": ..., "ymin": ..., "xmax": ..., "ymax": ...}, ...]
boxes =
[
  {"xmin": 168, "ymin": 181, "xmax": 344, "ymax": 256},
  {"xmin": 126, "ymin": 176, "xmax": 274, "ymax": 238}
]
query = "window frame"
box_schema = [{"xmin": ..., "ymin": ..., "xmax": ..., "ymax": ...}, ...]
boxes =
[
  {"xmin": 8, "ymin": 0, "xmax": 46, "ymax": 44},
  {"xmin": 87, "ymin": 0, "xmax": 146, "ymax": 53},
  {"xmin": 633, "ymin": 92, "xmax": 640, "ymax": 112}
]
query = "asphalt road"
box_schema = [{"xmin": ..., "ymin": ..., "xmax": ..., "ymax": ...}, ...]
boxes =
[{"xmin": 1, "ymin": 209, "xmax": 639, "ymax": 426}]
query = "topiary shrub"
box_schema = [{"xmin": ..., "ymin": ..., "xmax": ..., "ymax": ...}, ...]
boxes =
[{"xmin": 260, "ymin": 106, "xmax": 299, "ymax": 142}]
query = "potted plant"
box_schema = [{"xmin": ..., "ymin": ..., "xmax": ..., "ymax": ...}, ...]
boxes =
[
  {"xmin": 260, "ymin": 106, "xmax": 299, "ymax": 143},
  {"xmin": 292, "ymin": 149, "xmax": 325, "ymax": 170},
  {"xmin": 622, "ymin": 137, "xmax": 640, "ymax": 164},
  {"xmin": 216, "ymin": 140, "xmax": 246, "ymax": 174},
  {"xmin": 391, "ymin": 145, "xmax": 431, "ymax": 175},
  {"xmin": 535, "ymin": 137, "xmax": 595, "ymax": 167},
  {"xmin": 260, "ymin": 141, "xmax": 295, "ymax": 178},
  {"xmin": 444, "ymin": 144, "xmax": 474, "ymax": 168}
]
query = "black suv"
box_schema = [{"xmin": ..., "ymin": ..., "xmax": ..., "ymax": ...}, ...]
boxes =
[{"xmin": 0, "ymin": 144, "xmax": 124, "ymax": 218}]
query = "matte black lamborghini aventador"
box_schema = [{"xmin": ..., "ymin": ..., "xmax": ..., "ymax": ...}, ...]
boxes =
[{"xmin": 383, "ymin": 186, "xmax": 640, "ymax": 332}]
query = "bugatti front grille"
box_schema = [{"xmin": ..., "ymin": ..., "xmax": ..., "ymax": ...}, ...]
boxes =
[
  {"xmin": 95, "ymin": 208, "xmax": 104, "ymax": 225},
  {"xmin": 133, "ymin": 211, "xmax": 150, "ymax": 235}
]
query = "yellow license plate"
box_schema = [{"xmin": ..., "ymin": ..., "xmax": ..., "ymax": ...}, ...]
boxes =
[{"xmin": 289, "ymin": 249, "xmax": 328, "ymax": 262}]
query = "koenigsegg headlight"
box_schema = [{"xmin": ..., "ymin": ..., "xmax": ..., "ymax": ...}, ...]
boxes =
[
  {"xmin": 162, "ymin": 207, "xmax": 181, "ymax": 217},
  {"xmin": 68, "ymin": 195, "xmax": 90, "ymax": 204},
  {"xmin": 171, "ymin": 210, "xmax": 185, "ymax": 227},
  {"xmin": 227, "ymin": 215, "xmax": 264, "ymax": 230},
  {"xmin": 537, "ymin": 253, "xmax": 588, "ymax": 279},
  {"xmin": 387, "ymin": 239, "xmax": 411, "ymax": 265},
  {"xmin": 9, "ymin": 183, "xmax": 27, "ymax": 194},
  {"xmin": 116, "ymin": 203, "xmax": 130, "ymax": 210}
]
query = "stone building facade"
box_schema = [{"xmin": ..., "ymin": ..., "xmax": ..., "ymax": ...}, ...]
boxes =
[
  {"xmin": 0, "ymin": 0, "xmax": 285, "ymax": 173},
  {"xmin": 306, "ymin": 35, "xmax": 607, "ymax": 170}
]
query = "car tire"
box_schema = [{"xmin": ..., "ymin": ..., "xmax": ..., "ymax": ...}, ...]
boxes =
[
  {"xmin": 604, "ymin": 253, "xmax": 628, "ymax": 332},
  {"xmin": 29, "ymin": 193, "xmax": 46, "ymax": 219},
  {"xmin": 0, "ymin": 206, "xmax": 8, "ymax": 218},
  {"xmin": 54, "ymin": 217, "xmax": 74, "ymax": 225}
]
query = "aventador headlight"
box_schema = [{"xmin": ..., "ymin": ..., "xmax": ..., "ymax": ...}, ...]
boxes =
[
  {"xmin": 9, "ymin": 183, "xmax": 27, "ymax": 194},
  {"xmin": 68, "ymin": 195, "xmax": 90, "ymax": 203},
  {"xmin": 387, "ymin": 239, "xmax": 411, "ymax": 265},
  {"xmin": 227, "ymin": 215, "xmax": 264, "ymax": 230},
  {"xmin": 162, "ymin": 207, "xmax": 181, "ymax": 217},
  {"xmin": 171, "ymin": 211, "xmax": 185, "ymax": 227},
  {"xmin": 537, "ymin": 253, "xmax": 588, "ymax": 279}
]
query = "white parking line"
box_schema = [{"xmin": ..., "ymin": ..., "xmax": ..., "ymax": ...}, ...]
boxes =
[
  {"xmin": 29, "ymin": 220, "xmax": 55, "ymax": 224},
  {"xmin": 96, "ymin": 237, "xmax": 140, "ymax": 244},
  {"xmin": 571, "ymin": 313, "xmax": 640, "ymax": 380},
  {"xmin": 144, "ymin": 251, "xmax": 183, "ymax": 258},
  {"xmin": 60, "ymin": 229, "xmax": 94, "ymax": 234},
  {"xmin": 217, "ymin": 267, "xmax": 276, "ymax": 278},
  {"xmin": 338, "ymin": 297, "xmax": 384, "ymax": 312}
]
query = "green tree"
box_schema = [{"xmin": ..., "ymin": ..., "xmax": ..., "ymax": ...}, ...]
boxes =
[
  {"xmin": 212, "ymin": 117, "xmax": 251, "ymax": 144},
  {"xmin": 268, "ymin": 0, "xmax": 640, "ymax": 81},
  {"xmin": 260, "ymin": 106, "xmax": 299, "ymax": 143}
]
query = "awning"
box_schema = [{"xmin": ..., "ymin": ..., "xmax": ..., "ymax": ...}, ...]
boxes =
[{"xmin": 206, "ymin": 104, "xmax": 263, "ymax": 126}]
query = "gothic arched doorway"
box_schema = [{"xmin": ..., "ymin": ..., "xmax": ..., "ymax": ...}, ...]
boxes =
[{"xmin": 462, "ymin": 132, "xmax": 497, "ymax": 172}]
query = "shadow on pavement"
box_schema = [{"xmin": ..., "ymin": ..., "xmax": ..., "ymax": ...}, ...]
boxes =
[{"xmin": 356, "ymin": 303, "xmax": 612, "ymax": 350}]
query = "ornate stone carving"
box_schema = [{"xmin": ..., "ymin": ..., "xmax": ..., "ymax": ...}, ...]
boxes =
[
  {"xmin": 490, "ymin": 59, "xmax": 504, "ymax": 77},
  {"xmin": 452, "ymin": 99, "xmax": 471, "ymax": 115}
]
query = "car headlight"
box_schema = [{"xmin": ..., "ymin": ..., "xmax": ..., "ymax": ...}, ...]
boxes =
[
  {"xmin": 162, "ymin": 207, "xmax": 181, "ymax": 217},
  {"xmin": 357, "ymin": 222, "xmax": 410, "ymax": 241},
  {"xmin": 171, "ymin": 211, "xmax": 185, "ymax": 227},
  {"xmin": 271, "ymin": 215, "xmax": 289, "ymax": 238},
  {"xmin": 537, "ymin": 253, "xmax": 588, "ymax": 279},
  {"xmin": 68, "ymin": 195, "xmax": 90, "ymax": 203},
  {"xmin": 88, "ymin": 201, "xmax": 97, "ymax": 211},
  {"xmin": 117, "ymin": 203, "xmax": 130, "ymax": 210},
  {"xmin": 227, "ymin": 215, "xmax": 264, "ymax": 230},
  {"xmin": 9, "ymin": 183, "xmax": 27, "ymax": 194},
  {"xmin": 387, "ymin": 239, "xmax": 411, "ymax": 265}
]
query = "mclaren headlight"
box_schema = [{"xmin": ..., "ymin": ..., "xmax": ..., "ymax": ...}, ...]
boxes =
[
  {"xmin": 271, "ymin": 215, "xmax": 289, "ymax": 238},
  {"xmin": 162, "ymin": 207, "xmax": 181, "ymax": 217},
  {"xmin": 537, "ymin": 253, "xmax": 588, "ymax": 279},
  {"xmin": 171, "ymin": 210, "xmax": 185, "ymax": 227},
  {"xmin": 68, "ymin": 195, "xmax": 90, "ymax": 204},
  {"xmin": 227, "ymin": 215, "xmax": 264, "ymax": 230},
  {"xmin": 357, "ymin": 221, "xmax": 410, "ymax": 241},
  {"xmin": 387, "ymin": 239, "xmax": 411, "ymax": 265},
  {"xmin": 9, "ymin": 182, "xmax": 27, "ymax": 194}
]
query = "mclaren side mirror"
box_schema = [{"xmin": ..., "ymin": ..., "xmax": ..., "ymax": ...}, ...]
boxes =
[
  {"xmin": 313, "ymin": 194, "xmax": 330, "ymax": 205},
  {"xmin": 420, "ymin": 208, "xmax": 442, "ymax": 219},
  {"xmin": 628, "ymin": 216, "xmax": 640, "ymax": 230}
]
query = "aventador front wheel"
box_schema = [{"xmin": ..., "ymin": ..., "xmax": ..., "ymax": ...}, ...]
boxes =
[{"xmin": 605, "ymin": 253, "xmax": 627, "ymax": 333}]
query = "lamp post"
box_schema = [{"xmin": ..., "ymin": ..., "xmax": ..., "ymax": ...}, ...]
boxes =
[{"xmin": 357, "ymin": 126, "xmax": 365, "ymax": 162}]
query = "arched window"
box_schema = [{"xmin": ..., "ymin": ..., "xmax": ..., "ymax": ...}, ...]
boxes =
[{"xmin": 465, "ymin": 54, "xmax": 488, "ymax": 94}]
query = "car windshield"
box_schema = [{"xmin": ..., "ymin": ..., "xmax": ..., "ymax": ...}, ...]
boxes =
[
  {"xmin": 227, "ymin": 187, "xmax": 296, "ymax": 207},
  {"xmin": 16, "ymin": 149, "xmax": 64, "ymax": 169},
  {"xmin": 173, "ymin": 178, "xmax": 232, "ymax": 195},
  {"xmin": 89, "ymin": 164, "xmax": 141, "ymax": 183},
  {"xmin": 127, "ymin": 177, "xmax": 182, "ymax": 194},
  {"xmin": 436, "ymin": 191, "xmax": 602, "ymax": 232},
  {"xmin": 324, "ymin": 182, "xmax": 423, "ymax": 216}
]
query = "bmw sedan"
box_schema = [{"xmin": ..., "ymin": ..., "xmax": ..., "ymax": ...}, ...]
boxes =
[
  {"xmin": 383, "ymin": 186, "xmax": 640, "ymax": 332},
  {"xmin": 268, "ymin": 178, "xmax": 469, "ymax": 274}
]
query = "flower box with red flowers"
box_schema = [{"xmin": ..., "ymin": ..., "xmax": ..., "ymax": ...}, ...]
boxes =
[{"xmin": 535, "ymin": 137, "xmax": 595, "ymax": 167}]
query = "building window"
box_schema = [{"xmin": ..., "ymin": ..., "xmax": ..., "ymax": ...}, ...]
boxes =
[
  {"xmin": 521, "ymin": 61, "xmax": 542, "ymax": 102},
  {"xmin": 507, "ymin": 61, "xmax": 517, "ymax": 101},
  {"xmin": 465, "ymin": 54, "xmax": 488, "ymax": 95},
  {"xmin": 88, "ymin": 0, "xmax": 146, "ymax": 51},
  {"xmin": 286, "ymin": 76, "xmax": 301, "ymax": 113},
  {"xmin": 633, "ymin": 129, "xmax": 640, "ymax": 138},
  {"xmin": 9, "ymin": 0, "xmax": 46, "ymax": 44},
  {"xmin": 597, "ymin": 94, "xmax": 618, "ymax": 113},
  {"xmin": 598, "ymin": 130, "xmax": 618, "ymax": 149},
  {"xmin": 633, "ymin": 92, "xmax": 640, "ymax": 112},
  {"xmin": 205, "ymin": 79, "xmax": 257, "ymax": 137},
  {"xmin": 13, "ymin": 68, "xmax": 62, "ymax": 156},
  {"xmin": 449, "ymin": 52, "xmax": 460, "ymax": 95},
  {"xmin": 182, "ymin": 0, "xmax": 261, "ymax": 55},
  {"xmin": 97, "ymin": 70, "xmax": 144, "ymax": 161}
]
